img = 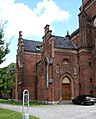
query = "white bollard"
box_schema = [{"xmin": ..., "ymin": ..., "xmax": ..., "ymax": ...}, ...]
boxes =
[
  {"xmin": 22, "ymin": 89, "xmax": 30, "ymax": 119},
  {"xmin": 24, "ymin": 113, "xmax": 29, "ymax": 119}
]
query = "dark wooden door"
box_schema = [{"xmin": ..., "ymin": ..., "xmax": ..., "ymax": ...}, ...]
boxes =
[{"xmin": 62, "ymin": 83, "xmax": 71, "ymax": 100}]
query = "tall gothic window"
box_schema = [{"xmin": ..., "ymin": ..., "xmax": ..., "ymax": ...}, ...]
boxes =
[
  {"xmin": 56, "ymin": 64, "xmax": 60, "ymax": 73},
  {"xmin": 63, "ymin": 58, "xmax": 71, "ymax": 71},
  {"xmin": 74, "ymin": 66, "xmax": 78, "ymax": 75}
]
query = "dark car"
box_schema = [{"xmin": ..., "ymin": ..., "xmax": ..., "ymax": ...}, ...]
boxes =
[{"xmin": 72, "ymin": 95, "xmax": 96, "ymax": 105}]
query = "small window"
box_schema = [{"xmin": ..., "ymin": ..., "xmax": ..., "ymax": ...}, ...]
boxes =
[
  {"xmin": 90, "ymin": 78, "xmax": 92, "ymax": 83},
  {"xmin": 56, "ymin": 64, "xmax": 60, "ymax": 73},
  {"xmin": 41, "ymin": 62, "xmax": 44, "ymax": 73},
  {"xmin": 89, "ymin": 61, "xmax": 91, "ymax": 66},
  {"xmin": 63, "ymin": 59, "xmax": 70, "ymax": 65},
  {"xmin": 74, "ymin": 66, "xmax": 78, "ymax": 75}
]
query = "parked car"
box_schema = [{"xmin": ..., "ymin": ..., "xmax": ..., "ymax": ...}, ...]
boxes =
[{"xmin": 72, "ymin": 95, "xmax": 96, "ymax": 105}]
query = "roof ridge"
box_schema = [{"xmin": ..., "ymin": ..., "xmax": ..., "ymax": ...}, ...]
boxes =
[{"xmin": 23, "ymin": 39, "xmax": 42, "ymax": 43}]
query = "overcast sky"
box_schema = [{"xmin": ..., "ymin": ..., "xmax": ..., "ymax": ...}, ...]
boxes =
[{"xmin": 0, "ymin": 0, "xmax": 82, "ymax": 67}]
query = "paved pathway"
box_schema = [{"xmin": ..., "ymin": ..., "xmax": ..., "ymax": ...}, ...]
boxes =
[{"xmin": 0, "ymin": 103, "xmax": 96, "ymax": 119}]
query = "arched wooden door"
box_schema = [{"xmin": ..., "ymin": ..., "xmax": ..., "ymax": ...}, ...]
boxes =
[{"xmin": 62, "ymin": 77, "xmax": 71, "ymax": 100}]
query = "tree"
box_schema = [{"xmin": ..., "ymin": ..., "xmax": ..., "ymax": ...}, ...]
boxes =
[
  {"xmin": 0, "ymin": 63, "xmax": 16, "ymax": 98},
  {"xmin": 0, "ymin": 21, "xmax": 10, "ymax": 64}
]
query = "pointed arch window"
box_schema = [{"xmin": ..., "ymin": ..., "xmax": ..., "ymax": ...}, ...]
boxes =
[
  {"xmin": 63, "ymin": 58, "xmax": 71, "ymax": 71},
  {"xmin": 56, "ymin": 64, "xmax": 60, "ymax": 73},
  {"xmin": 74, "ymin": 65, "xmax": 78, "ymax": 75},
  {"xmin": 62, "ymin": 77, "xmax": 70, "ymax": 84}
]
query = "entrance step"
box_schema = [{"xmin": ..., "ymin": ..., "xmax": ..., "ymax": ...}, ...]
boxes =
[{"xmin": 58, "ymin": 100, "xmax": 72, "ymax": 105}]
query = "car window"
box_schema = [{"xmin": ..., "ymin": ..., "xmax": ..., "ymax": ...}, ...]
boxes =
[
  {"xmin": 78, "ymin": 96, "xmax": 83, "ymax": 100},
  {"xmin": 76, "ymin": 96, "xmax": 82, "ymax": 100},
  {"xmin": 86, "ymin": 95, "xmax": 94, "ymax": 98},
  {"xmin": 88, "ymin": 95, "xmax": 94, "ymax": 97}
]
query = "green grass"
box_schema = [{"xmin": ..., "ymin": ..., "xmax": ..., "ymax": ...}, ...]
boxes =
[
  {"xmin": 0, "ymin": 108, "xmax": 39, "ymax": 119},
  {"xmin": 0, "ymin": 99, "xmax": 46, "ymax": 106}
]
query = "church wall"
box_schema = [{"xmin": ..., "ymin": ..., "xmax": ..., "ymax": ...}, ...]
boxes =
[
  {"xmin": 23, "ymin": 52, "xmax": 41, "ymax": 100},
  {"xmin": 52, "ymin": 48, "xmax": 78, "ymax": 101},
  {"xmin": 16, "ymin": 50, "xmax": 41, "ymax": 100},
  {"xmin": 78, "ymin": 0, "xmax": 96, "ymax": 96},
  {"xmin": 37, "ymin": 62, "xmax": 45, "ymax": 101},
  {"xmin": 14, "ymin": 1, "xmax": 96, "ymax": 103},
  {"xmin": 37, "ymin": 58, "xmax": 54, "ymax": 102},
  {"xmin": 78, "ymin": 51, "xmax": 93, "ymax": 95}
]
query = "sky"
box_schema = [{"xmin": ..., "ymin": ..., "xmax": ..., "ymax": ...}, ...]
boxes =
[{"xmin": 0, "ymin": 0, "xmax": 82, "ymax": 68}]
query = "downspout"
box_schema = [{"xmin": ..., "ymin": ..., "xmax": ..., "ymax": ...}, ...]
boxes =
[
  {"xmin": 35, "ymin": 47, "xmax": 38, "ymax": 102},
  {"xmin": 15, "ymin": 70, "xmax": 18, "ymax": 100},
  {"xmin": 35, "ymin": 63, "xmax": 38, "ymax": 102},
  {"xmin": 45, "ymin": 57, "xmax": 49, "ymax": 88},
  {"xmin": 77, "ymin": 50, "xmax": 81, "ymax": 95}
]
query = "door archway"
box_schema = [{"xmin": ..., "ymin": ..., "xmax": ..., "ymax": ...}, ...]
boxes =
[
  {"xmin": 62, "ymin": 77, "xmax": 71, "ymax": 100},
  {"xmin": 60, "ymin": 74, "xmax": 74, "ymax": 100}
]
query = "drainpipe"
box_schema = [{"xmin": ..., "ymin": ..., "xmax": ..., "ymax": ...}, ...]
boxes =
[
  {"xmin": 45, "ymin": 57, "xmax": 49, "ymax": 88},
  {"xmin": 15, "ymin": 72, "xmax": 18, "ymax": 100},
  {"xmin": 35, "ymin": 63, "xmax": 38, "ymax": 102},
  {"xmin": 35, "ymin": 47, "xmax": 39, "ymax": 102},
  {"xmin": 77, "ymin": 50, "xmax": 80, "ymax": 95}
]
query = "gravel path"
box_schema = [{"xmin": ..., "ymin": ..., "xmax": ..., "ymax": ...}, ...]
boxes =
[{"xmin": 0, "ymin": 103, "xmax": 96, "ymax": 119}]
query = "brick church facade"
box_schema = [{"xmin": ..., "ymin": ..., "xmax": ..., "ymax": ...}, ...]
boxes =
[{"xmin": 13, "ymin": 0, "xmax": 96, "ymax": 103}]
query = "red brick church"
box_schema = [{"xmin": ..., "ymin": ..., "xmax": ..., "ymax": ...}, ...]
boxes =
[{"xmin": 13, "ymin": 0, "xmax": 96, "ymax": 103}]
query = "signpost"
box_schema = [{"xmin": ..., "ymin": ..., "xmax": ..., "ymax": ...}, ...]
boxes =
[{"xmin": 22, "ymin": 89, "xmax": 29, "ymax": 119}]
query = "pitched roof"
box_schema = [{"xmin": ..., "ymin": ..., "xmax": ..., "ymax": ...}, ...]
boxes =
[
  {"xmin": 53, "ymin": 36, "xmax": 77, "ymax": 49},
  {"xmin": 71, "ymin": 28, "xmax": 79, "ymax": 37},
  {"xmin": 23, "ymin": 39, "xmax": 42, "ymax": 52},
  {"xmin": 23, "ymin": 35, "xmax": 77, "ymax": 53}
]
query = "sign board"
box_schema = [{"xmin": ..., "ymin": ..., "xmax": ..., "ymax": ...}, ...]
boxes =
[{"xmin": 24, "ymin": 93, "xmax": 28, "ymax": 103}]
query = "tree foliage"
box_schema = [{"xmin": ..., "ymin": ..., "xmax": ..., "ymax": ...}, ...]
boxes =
[
  {"xmin": 0, "ymin": 21, "xmax": 10, "ymax": 64},
  {"xmin": 0, "ymin": 63, "xmax": 16, "ymax": 95}
]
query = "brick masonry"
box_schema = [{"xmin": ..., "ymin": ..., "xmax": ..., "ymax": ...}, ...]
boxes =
[{"xmin": 13, "ymin": 1, "xmax": 96, "ymax": 103}]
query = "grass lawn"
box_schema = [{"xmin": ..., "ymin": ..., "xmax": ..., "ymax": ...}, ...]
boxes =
[
  {"xmin": 0, "ymin": 99, "xmax": 46, "ymax": 106},
  {"xmin": 0, "ymin": 108, "xmax": 39, "ymax": 119}
]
